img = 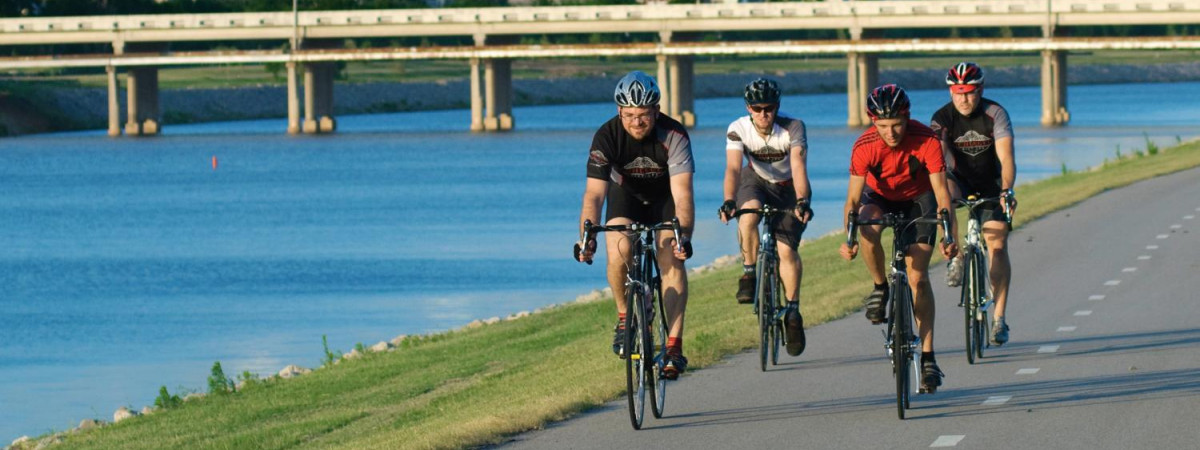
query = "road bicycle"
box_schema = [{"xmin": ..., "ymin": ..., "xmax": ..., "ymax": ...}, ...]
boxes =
[
  {"xmin": 577, "ymin": 218, "xmax": 681, "ymax": 430},
  {"xmin": 954, "ymin": 195, "xmax": 1012, "ymax": 364},
  {"xmin": 847, "ymin": 209, "xmax": 951, "ymax": 419},
  {"xmin": 733, "ymin": 205, "xmax": 796, "ymax": 372}
]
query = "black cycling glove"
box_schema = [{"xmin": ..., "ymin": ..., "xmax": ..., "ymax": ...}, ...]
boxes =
[{"xmin": 719, "ymin": 199, "xmax": 736, "ymax": 219}]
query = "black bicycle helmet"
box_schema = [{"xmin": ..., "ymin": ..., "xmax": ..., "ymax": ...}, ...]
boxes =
[
  {"xmin": 613, "ymin": 70, "xmax": 661, "ymax": 107},
  {"xmin": 865, "ymin": 84, "xmax": 911, "ymax": 120},
  {"xmin": 946, "ymin": 62, "xmax": 985, "ymax": 92},
  {"xmin": 744, "ymin": 77, "xmax": 782, "ymax": 105}
]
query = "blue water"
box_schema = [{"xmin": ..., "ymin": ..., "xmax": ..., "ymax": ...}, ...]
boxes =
[{"xmin": 2, "ymin": 81, "xmax": 1198, "ymax": 439}]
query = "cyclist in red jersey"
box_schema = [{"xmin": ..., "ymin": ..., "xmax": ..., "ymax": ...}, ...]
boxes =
[{"xmin": 839, "ymin": 84, "xmax": 959, "ymax": 393}]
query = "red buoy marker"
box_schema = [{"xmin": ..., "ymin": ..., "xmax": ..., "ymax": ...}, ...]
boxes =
[{"xmin": 212, "ymin": 156, "xmax": 218, "ymax": 170}]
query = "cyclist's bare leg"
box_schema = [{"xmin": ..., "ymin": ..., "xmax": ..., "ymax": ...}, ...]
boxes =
[
  {"xmin": 656, "ymin": 230, "xmax": 688, "ymax": 339},
  {"xmin": 605, "ymin": 217, "xmax": 635, "ymax": 316},
  {"xmin": 856, "ymin": 204, "xmax": 888, "ymax": 285},
  {"xmin": 736, "ymin": 199, "xmax": 763, "ymax": 266},
  {"xmin": 778, "ymin": 242, "xmax": 801, "ymax": 301},
  {"xmin": 982, "ymin": 221, "xmax": 1011, "ymax": 320},
  {"xmin": 906, "ymin": 243, "xmax": 936, "ymax": 353}
]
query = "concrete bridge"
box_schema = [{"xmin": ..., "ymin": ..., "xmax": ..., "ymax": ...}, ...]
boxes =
[{"xmin": 1, "ymin": 0, "xmax": 1197, "ymax": 136}]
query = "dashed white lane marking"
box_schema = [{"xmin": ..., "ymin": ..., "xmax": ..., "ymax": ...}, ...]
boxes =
[
  {"xmin": 1146, "ymin": 245, "xmax": 1159, "ymax": 250},
  {"xmin": 1058, "ymin": 326, "xmax": 1077, "ymax": 332},
  {"xmin": 1074, "ymin": 310, "xmax": 1093, "ymax": 316},
  {"xmin": 1105, "ymin": 280, "xmax": 1121, "ymax": 286},
  {"xmin": 931, "ymin": 435, "xmax": 966, "ymax": 447},
  {"xmin": 1038, "ymin": 345, "xmax": 1060, "ymax": 353},
  {"xmin": 982, "ymin": 396, "xmax": 1013, "ymax": 406},
  {"xmin": 1138, "ymin": 255, "xmax": 1152, "ymax": 260},
  {"xmin": 1185, "ymin": 215, "xmax": 1195, "ymax": 220},
  {"xmin": 1089, "ymin": 294, "xmax": 1106, "ymax": 301},
  {"xmin": 1122, "ymin": 267, "xmax": 1138, "ymax": 273},
  {"xmin": 1170, "ymin": 224, "xmax": 1183, "ymax": 229},
  {"xmin": 1156, "ymin": 234, "xmax": 1169, "ymax": 239},
  {"xmin": 1016, "ymin": 368, "xmax": 1041, "ymax": 375}
]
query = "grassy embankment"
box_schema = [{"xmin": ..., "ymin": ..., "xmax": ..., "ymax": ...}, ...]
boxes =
[{"xmin": 35, "ymin": 136, "xmax": 1200, "ymax": 450}]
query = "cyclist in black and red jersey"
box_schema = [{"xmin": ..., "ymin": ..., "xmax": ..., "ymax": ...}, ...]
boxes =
[
  {"xmin": 575, "ymin": 71, "xmax": 696, "ymax": 380},
  {"xmin": 839, "ymin": 84, "xmax": 959, "ymax": 393},
  {"xmin": 717, "ymin": 77, "xmax": 812, "ymax": 357},
  {"xmin": 930, "ymin": 62, "xmax": 1018, "ymax": 346}
]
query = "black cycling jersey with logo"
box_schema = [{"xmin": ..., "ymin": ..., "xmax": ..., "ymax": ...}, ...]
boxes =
[
  {"xmin": 929, "ymin": 98, "xmax": 1013, "ymax": 188},
  {"xmin": 586, "ymin": 113, "xmax": 694, "ymax": 202}
]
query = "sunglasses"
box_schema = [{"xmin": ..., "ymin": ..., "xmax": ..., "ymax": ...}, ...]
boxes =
[{"xmin": 749, "ymin": 104, "xmax": 778, "ymax": 114}]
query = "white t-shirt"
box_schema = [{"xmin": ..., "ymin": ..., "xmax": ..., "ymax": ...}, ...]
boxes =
[{"xmin": 725, "ymin": 113, "xmax": 807, "ymax": 184}]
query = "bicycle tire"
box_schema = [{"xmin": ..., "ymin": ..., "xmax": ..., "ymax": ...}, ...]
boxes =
[
  {"xmin": 973, "ymin": 250, "xmax": 990, "ymax": 360},
  {"xmin": 755, "ymin": 255, "xmax": 771, "ymax": 372},
  {"xmin": 625, "ymin": 281, "xmax": 646, "ymax": 430},
  {"xmin": 963, "ymin": 247, "xmax": 980, "ymax": 365},
  {"xmin": 769, "ymin": 258, "xmax": 782, "ymax": 366},
  {"xmin": 650, "ymin": 271, "xmax": 667, "ymax": 419},
  {"xmin": 893, "ymin": 283, "xmax": 912, "ymax": 419}
]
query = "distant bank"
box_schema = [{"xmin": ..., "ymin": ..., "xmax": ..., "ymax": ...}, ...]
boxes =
[{"xmin": 2, "ymin": 61, "xmax": 1199, "ymax": 137}]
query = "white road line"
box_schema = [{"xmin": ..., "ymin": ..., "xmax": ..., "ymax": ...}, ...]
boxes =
[
  {"xmin": 1016, "ymin": 368, "xmax": 1040, "ymax": 375},
  {"xmin": 982, "ymin": 396, "xmax": 1013, "ymax": 406},
  {"xmin": 1138, "ymin": 255, "xmax": 1152, "ymax": 260},
  {"xmin": 1170, "ymin": 224, "xmax": 1183, "ymax": 229},
  {"xmin": 1074, "ymin": 310, "xmax": 1093, "ymax": 316},
  {"xmin": 1089, "ymin": 295, "xmax": 1106, "ymax": 301},
  {"xmin": 1105, "ymin": 280, "xmax": 1121, "ymax": 286},
  {"xmin": 1185, "ymin": 215, "xmax": 1195, "ymax": 220},
  {"xmin": 931, "ymin": 435, "xmax": 966, "ymax": 447},
  {"xmin": 1146, "ymin": 245, "xmax": 1159, "ymax": 250},
  {"xmin": 1122, "ymin": 267, "xmax": 1138, "ymax": 272},
  {"xmin": 1038, "ymin": 345, "xmax": 1060, "ymax": 353},
  {"xmin": 1058, "ymin": 326, "xmax": 1077, "ymax": 332},
  {"xmin": 1156, "ymin": 234, "xmax": 1169, "ymax": 239}
]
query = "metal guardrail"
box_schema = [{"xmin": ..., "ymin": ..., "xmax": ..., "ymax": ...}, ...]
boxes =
[{"xmin": 0, "ymin": 1, "xmax": 1197, "ymax": 45}]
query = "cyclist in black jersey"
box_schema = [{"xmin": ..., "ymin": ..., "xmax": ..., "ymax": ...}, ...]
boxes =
[
  {"xmin": 575, "ymin": 71, "xmax": 696, "ymax": 380},
  {"xmin": 930, "ymin": 62, "xmax": 1018, "ymax": 346}
]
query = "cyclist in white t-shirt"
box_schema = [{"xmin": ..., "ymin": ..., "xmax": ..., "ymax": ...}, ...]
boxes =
[{"xmin": 717, "ymin": 78, "xmax": 812, "ymax": 357}]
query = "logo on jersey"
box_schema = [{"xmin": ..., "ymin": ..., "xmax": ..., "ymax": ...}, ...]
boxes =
[
  {"xmin": 727, "ymin": 131, "xmax": 743, "ymax": 142},
  {"xmin": 748, "ymin": 144, "xmax": 787, "ymax": 163},
  {"xmin": 623, "ymin": 157, "xmax": 665, "ymax": 179},
  {"xmin": 588, "ymin": 150, "xmax": 609, "ymax": 168},
  {"xmin": 954, "ymin": 130, "xmax": 993, "ymax": 157}
]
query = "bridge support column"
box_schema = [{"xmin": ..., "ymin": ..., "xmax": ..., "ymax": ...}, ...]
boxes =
[
  {"xmin": 483, "ymin": 58, "xmax": 514, "ymax": 131},
  {"xmin": 1041, "ymin": 50, "xmax": 1070, "ymax": 126},
  {"xmin": 106, "ymin": 65, "xmax": 120, "ymax": 137},
  {"xmin": 469, "ymin": 58, "xmax": 484, "ymax": 132},
  {"xmin": 286, "ymin": 61, "xmax": 300, "ymax": 134},
  {"xmin": 302, "ymin": 63, "xmax": 337, "ymax": 134},
  {"xmin": 124, "ymin": 67, "xmax": 160, "ymax": 136},
  {"xmin": 846, "ymin": 52, "xmax": 878, "ymax": 127},
  {"xmin": 656, "ymin": 55, "xmax": 670, "ymax": 114},
  {"xmin": 667, "ymin": 55, "xmax": 695, "ymax": 128}
]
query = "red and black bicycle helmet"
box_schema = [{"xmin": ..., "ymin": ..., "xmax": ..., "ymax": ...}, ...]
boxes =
[
  {"xmin": 865, "ymin": 84, "xmax": 911, "ymax": 120},
  {"xmin": 946, "ymin": 62, "xmax": 984, "ymax": 93}
]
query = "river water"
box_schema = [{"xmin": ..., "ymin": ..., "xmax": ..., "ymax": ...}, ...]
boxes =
[{"xmin": 2, "ymin": 81, "xmax": 1198, "ymax": 439}]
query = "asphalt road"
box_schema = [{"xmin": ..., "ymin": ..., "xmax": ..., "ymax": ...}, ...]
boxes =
[{"xmin": 500, "ymin": 167, "xmax": 1200, "ymax": 450}]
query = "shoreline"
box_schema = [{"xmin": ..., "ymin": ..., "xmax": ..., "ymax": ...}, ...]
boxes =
[{"xmin": 3, "ymin": 61, "xmax": 1200, "ymax": 136}]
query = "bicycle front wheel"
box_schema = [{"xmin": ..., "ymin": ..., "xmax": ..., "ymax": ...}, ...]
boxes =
[
  {"xmin": 973, "ymin": 250, "xmax": 990, "ymax": 360},
  {"xmin": 962, "ymin": 247, "xmax": 980, "ymax": 365},
  {"xmin": 893, "ymin": 285, "xmax": 913, "ymax": 419},
  {"xmin": 650, "ymin": 273, "xmax": 667, "ymax": 419},
  {"xmin": 755, "ymin": 255, "xmax": 773, "ymax": 372},
  {"xmin": 624, "ymin": 287, "xmax": 647, "ymax": 429}
]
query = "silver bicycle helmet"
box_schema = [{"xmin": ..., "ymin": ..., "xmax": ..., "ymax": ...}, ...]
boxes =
[{"xmin": 613, "ymin": 71, "xmax": 661, "ymax": 107}]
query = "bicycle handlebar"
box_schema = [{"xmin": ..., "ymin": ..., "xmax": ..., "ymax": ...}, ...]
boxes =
[
  {"xmin": 576, "ymin": 218, "xmax": 684, "ymax": 265},
  {"xmin": 954, "ymin": 195, "xmax": 1013, "ymax": 224},
  {"xmin": 846, "ymin": 209, "xmax": 954, "ymax": 248},
  {"xmin": 732, "ymin": 205, "xmax": 793, "ymax": 218}
]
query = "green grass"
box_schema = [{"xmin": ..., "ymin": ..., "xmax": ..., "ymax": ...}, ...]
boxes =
[{"xmin": 33, "ymin": 137, "xmax": 1200, "ymax": 450}]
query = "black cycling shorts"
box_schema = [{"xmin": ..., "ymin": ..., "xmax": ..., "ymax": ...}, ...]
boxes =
[
  {"xmin": 605, "ymin": 183, "xmax": 675, "ymax": 226},
  {"xmin": 735, "ymin": 170, "xmax": 805, "ymax": 249},
  {"xmin": 948, "ymin": 172, "xmax": 1008, "ymax": 227},
  {"xmin": 860, "ymin": 189, "xmax": 938, "ymax": 247}
]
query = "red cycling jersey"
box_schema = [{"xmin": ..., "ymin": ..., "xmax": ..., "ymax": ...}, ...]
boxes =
[{"xmin": 849, "ymin": 120, "xmax": 945, "ymax": 201}]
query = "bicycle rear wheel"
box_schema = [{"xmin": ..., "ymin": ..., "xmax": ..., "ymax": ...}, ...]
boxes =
[
  {"xmin": 650, "ymin": 273, "xmax": 667, "ymax": 419},
  {"xmin": 892, "ymin": 284, "xmax": 913, "ymax": 419},
  {"xmin": 624, "ymin": 286, "xmax": 647, "ymax": 429}
]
